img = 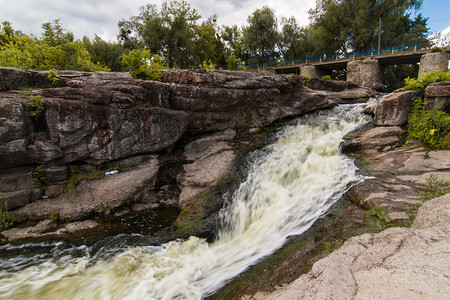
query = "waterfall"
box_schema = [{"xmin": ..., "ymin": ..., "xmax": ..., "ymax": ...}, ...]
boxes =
[{"xmin": 0, "ymin": 104, "xmax": 370, "ymax": 299}]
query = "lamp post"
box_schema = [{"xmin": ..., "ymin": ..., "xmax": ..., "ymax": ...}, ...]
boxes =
[{"xmin": 378, "ymin": 17, "xmax": 381, "ymax": 55}]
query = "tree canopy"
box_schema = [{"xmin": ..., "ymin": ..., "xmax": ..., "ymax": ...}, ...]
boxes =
[{"xmin": 0, "ymin": 0, "xmax": 430, "ymax": 76}]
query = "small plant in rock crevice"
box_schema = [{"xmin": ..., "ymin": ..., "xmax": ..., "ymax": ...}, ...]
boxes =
[
  {"xmin": 33, "ymin": 165, "xmax": 47, "ymax": 191},
  {"xmin": 322, "ymin": 239, "xmax": 344, "ymax": 255},
  {"xmin": 364, "ymin": 204, "xmax": 392, "ymax": 232},
  {"xmin": 26, "ymin": 95, "xmax": 45, "ymax": 119},
  {"xmin": 47, "ymin": 69, "xmax": 59, "ymax": 86},
  {"xmin": 0, "ymin": 202, "xmax": 16, "ymax": 228}
]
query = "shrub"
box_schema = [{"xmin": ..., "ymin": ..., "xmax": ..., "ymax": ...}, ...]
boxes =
[
  {"xmin": 407, "ymin": 97, "xmax": 450, "ymax": 149},
  {"xmin": 322, "ymin": 75, "xmax": 332, "ymax": 80},
  {"xmin": 121, "ymin": 49, "xmax": 168, "ymax": 80},
  {"xmin": 48, "ymin": 69, "xmax": 59, "ymax": 86},
  {"xmin": 403, "ymin": 70, "xmax": 450, "ymax": 92},
  {"xmin": 430, "ymin": 46, "xmax": 443, "ymax": 53},
  {"xmin": 26, "ymin": 95, "xmax": 44, "ymax": 119},
  {"xmin": 201, "ymin": 60, "xmax": 215, "ymax": 70}
]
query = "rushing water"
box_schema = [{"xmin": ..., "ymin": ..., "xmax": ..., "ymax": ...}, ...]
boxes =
[{"xmin": 0, "ymin": 104, "xmax": 370, "ymax": 300}]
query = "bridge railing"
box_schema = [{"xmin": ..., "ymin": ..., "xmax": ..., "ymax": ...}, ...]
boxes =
[{"xmin": 246, "ymin": 42, "xmax": 429, "ymax": 69}]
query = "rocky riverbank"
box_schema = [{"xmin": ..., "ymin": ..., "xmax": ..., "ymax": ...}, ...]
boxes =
[{"xmin": 0, "ymin": 67, "xmax": 378, "ymax": 242}]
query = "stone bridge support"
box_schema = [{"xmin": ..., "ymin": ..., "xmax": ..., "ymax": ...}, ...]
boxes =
[
  {"xmin": 300, "ymin": 65, "xmax": 326, "ymax": 79},
  {"xmin": 347, "ymin": 58, "xmax": 384, "ymax": 90},
  {"xmin": 418, "ymin": 52, "xmax": 449, "ymax": 77}
]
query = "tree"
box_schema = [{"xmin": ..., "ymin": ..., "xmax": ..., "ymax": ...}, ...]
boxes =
[
  {"xmin": 0, "ymin": 21, "xmax": 109, "ymax": 71},
  {"xmin": 279, "ymin": 17, "xmax": 315, "ymax": 61},
  {"xmin": 118, "ymin": 0, "xmax": 202, "ymax": 68},
  {"xmin": 308, "ymin": 0, "xmax": 429, "ymax": 55},
  {"xmin": 83, "ymin": 35, "xmax": 127, "ymax": 71},
  {"xmin": 242, "ymin": 6, "xmax": 279, "ymax": 64}
]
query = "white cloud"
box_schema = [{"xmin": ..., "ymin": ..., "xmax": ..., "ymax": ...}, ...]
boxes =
[{"xmin": 0, "ymin": 0, "xmax": 315, "ymax": 41}]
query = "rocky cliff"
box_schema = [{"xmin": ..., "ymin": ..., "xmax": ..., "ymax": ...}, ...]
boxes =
[{"xmin": 0, "ymin": 67, "xmax": 377, "ymax": 241}]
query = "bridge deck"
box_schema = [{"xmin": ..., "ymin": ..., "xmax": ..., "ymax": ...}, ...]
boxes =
[{"xmin": 272, "ymin": 49, "xmax": 436, "ymax": 73}]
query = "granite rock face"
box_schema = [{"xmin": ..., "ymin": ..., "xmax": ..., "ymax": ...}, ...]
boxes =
[
  {"xmin": 373, "ymin": 90, "xmax": 421, "ymax": 126},
  {"xmin": 0, "ymin": 67, "xmax": 377, "ymax": 241},
  {"xmin": 258, "ymin": 194, "xmax": 450, "ymax": 300},
  {"xmin": 425, "ymin": 81, "xmax": 450, "ymax": 113}
]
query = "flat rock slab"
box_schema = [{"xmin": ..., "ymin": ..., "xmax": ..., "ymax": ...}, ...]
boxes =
[{"xmin": 256, "ymin": 194, "xmax": 450, "ymax": 299}]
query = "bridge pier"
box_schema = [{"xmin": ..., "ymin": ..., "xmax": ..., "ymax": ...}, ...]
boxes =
[
  {"xmin": 418, "ymin": 52, "xmax": 449, "ymax": 77},
  {"xmin": 300, "ymin": 65, "xmax": 326, "ymax": 79},
  {"xmin": 347, "ymin": 58, "xmax": 384, "ymax": 90}
]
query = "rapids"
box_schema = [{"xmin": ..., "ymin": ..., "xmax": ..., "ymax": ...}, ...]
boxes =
[{"xmin": 0, "ymin": 104, "xmax": 370, "ymax": 299}]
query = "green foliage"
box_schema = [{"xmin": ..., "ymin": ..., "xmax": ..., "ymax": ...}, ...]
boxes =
[
  {"xmin": 384, "ymin": 64, "xmax": 419, "ymax": 92},
  {"xmin": 242, "ymin": 6, "xmax": 279, "ymax": 64},
  {"xmin": 430, "ymin": 46, "xmax": 443, "ymax": 53},
  {"xmin": 226, "ymin": 53, "xmax": 246, "ymax": 70},
  {"xmin": 403, "ymin": 71, "xmax": 450, "ymax": 92},
  {"xmin": 406, "ymin": 97, "xmax": 450, "ymax": 149},
  {"xmin": 121, "ymin": 49, "xmax": 167, "ymax": 80},
  {"xmin": 0, "ymin": 20, "xmax": 109, "ymax": 71},
  {"xmin": 61, "ymin": 165, "xmax": 108, "ymax": 195},
  {"xmin": 47, "ymin": 69, "xmax": 59, "ymax": 86},
  {"xmin": 33, "ymin": 166, "xmax": 47, "ymax": 191},
  {"xmin": 364, "ymin": 204, "xmax": 391, "ymax": 231},
  {"xmin": 83, "ymin": 35, "xmax": 127, "ymax": 72},
  {"xmin": 201, "ymin": 59, "xmax": 215, "ymax": 70},
  {"xmin": 26, "ymin": 95, "xmax": 44, "ymax": 119},
  {"xmin": 0, "ymin": 202, "xmax": 16, "ymax": 228},
  {"xmin": 321, "ymin": 75, "xmax": 331, "ymax": 80},
  {"xmin": 322, "ymin": 239, "xmax": 343, "ymax": 255},
  {"xmin": 302, "ymin": 74, "xmax": 312, "ymax": 86},
  {"xmin": 50, "ymin": 210, "xmax": 59, "ymax": 223},
  {"xmin": 417, "ymin": 174, "xmax": 450, "ymax": 202}
]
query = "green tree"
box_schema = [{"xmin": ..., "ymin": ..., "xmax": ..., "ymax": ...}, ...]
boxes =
[
  {"xmin": 41, "ymin": 19, "xmax": 74, "ymax": 46},
  {"xmin": 83, "ymin": 35, "xmax": 127, "ymax": 71},
  {"xmin": 242, "ymin": 6, "xmax": 279, "ymax": 64},
  {"xmin": 121, "ymin": 49, "xmax": 168, "ymax": 80},
  {"xmin": 118, "ymin": 0, "xmax": 202, "ymax": 68},
  {"xmin": 279, "ymin": 17, "xmax": 315, "ymax": 61},
  {"xmin": 308, "ymin": 0, "xmax": 428, "ymax": 55}
]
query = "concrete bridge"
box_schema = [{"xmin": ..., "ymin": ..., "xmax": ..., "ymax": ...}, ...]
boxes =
[{"xmin": 271, "ymin": 48, "xmax": 450, "ymax": 89}]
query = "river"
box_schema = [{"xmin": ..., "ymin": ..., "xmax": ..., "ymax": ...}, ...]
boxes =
[{"xmin": 0, "ymin": 104, "xmax": 370, "ymax": 299}]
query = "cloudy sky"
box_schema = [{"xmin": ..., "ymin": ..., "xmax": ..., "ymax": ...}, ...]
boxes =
[{"xmin": 0, "ymin": 0, "xmax": 449, "ymax": 42}]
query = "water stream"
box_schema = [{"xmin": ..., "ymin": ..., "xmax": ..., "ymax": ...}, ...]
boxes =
[{"xmin": 0, "ymin": 104, "xmax": 370, "ymax": 299}]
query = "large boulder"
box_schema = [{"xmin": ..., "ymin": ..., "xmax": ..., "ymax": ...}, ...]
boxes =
[{"xmin": 374, "ymin": 90, "xmax": 421, "ymax": 126}]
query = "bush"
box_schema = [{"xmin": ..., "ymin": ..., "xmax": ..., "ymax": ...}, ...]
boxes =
[
  {"xmin": 121, "ymin": 49, "xmax": 168, "ymax": 80},
  {"xmin": 403, "ymin": 71, "xmax": 450, "ymax": 92},
  {"xmin": 407, "ymin": 97, "xmax": 450, "ymax": 149},
  {"xmin": 322, "ymin": 75, "xmax": 332, "ymax": 80},
  {"xmin": 431, "ymin": 46, "xmax": 443, "ymax": 53}
]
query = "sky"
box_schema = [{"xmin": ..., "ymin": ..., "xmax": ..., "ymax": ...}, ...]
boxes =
[{"xmin": 0, "ymin": 0, "xmax": 449, "ymax": 42}]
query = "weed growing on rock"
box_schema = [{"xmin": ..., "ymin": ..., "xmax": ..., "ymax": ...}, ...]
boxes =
[
  {"xmin": 364, "ymin": 204, "xmax": 391, "ymax": 231},
  {"xmin": 50, "ymin": 210, "xmax": 59, "ymax": 223},
  {"xmin": 0, "ymin": 202, "xmax": 16, "ymax": 228},
  {"xmin": 33, "ymin": 165, "xmax": 47, "ymax": 191},
  {"xmin": 321, "ymin": 75, "xmax": 331, "ymax": 80},
  {"xmin": 417, "ymin": 174, "xmax": 450, "ymax": 202},
  {"xmin": 48, "ymin": 69, "xmax": 59, "ymax": 86},
  {"xmin": 322, "ymin": 239, "xmax": 343, "ymax": 255},
  {"xmin": 26, "ymin": 95, "xmax": 44, "ymax": 119}
]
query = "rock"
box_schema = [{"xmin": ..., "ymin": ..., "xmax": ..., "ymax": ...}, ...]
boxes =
[
  {"xmin": 12, "ymin": 157, "xmax": 160, "ymax": 222},
  {"xmin": 347, "ymin": 59, "xmax": 384, "ymax": 90},
  {"xmin": 177, "ymin": 130, "xmax": 237, "ymax": 208},
  {"xmin": 259, "ymin": 194, "xmax": 450, "ymax": 300},
  {"xmin": 344, "ymin": 126, "xmax": 404, "ymax": 154},
  {"xmin": 424, "ymin": 81, "xmax": 450, "ymax": 113},
  {"xmin": 374, "ymin": 90, "xmax": 421, "ymax": 126},
  {"xmin": 1, "ymin": 219, "xmax": 101, "ymax": 242}
]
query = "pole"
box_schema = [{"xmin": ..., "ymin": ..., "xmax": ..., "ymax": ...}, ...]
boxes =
[{"xmin": 378, "ymin": 17, "xmax": 381, "ymax": 55}]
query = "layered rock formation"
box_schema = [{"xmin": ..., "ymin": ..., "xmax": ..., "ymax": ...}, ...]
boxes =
[{"xmin": 0, "ymin": 67, "xmax": 377, "ymax": 241}]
